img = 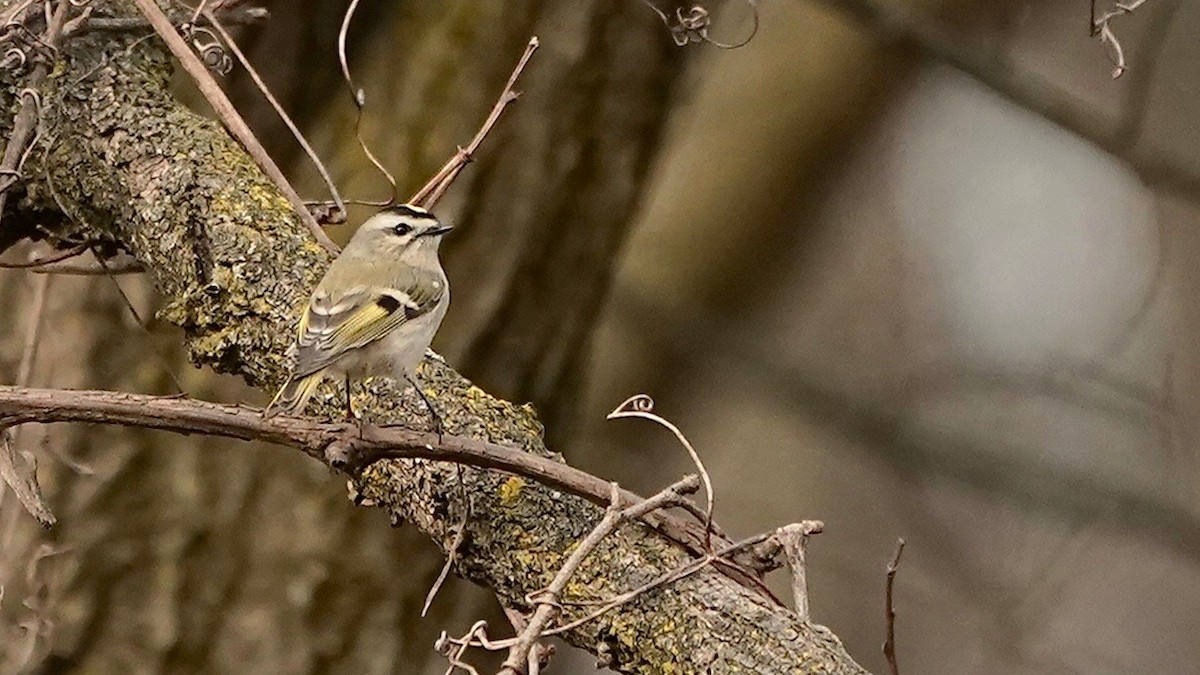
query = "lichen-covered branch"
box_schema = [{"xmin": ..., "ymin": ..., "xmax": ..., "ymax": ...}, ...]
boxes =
[{"xmin": 2, "ymin": 15, "xmax": 868, "ymax": 675}]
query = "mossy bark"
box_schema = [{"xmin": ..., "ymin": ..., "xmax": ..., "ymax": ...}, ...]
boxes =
[{"xmin": 3, "ymin": 8, "xmax": 869, "ymax": 675}]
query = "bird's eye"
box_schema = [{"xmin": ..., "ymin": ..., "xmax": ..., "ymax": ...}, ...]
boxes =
[{"xmin": 393, "ymin": 223, "xmax": 413, "ymax": 236}]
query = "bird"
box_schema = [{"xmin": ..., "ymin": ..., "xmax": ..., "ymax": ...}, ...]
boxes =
[{"xmin": 265, "ymin": 203, "xmax": 452, "ymax": 428}]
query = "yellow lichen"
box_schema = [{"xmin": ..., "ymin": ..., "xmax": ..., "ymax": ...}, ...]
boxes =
[{"xmin": 499, "ymin": 476, "xmax": 526, "ymax": 505}]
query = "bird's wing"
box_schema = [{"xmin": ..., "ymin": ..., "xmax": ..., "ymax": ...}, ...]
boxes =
[{"xmin": 293, "ymin": 269, "xmax": 444, "ymax": 377}]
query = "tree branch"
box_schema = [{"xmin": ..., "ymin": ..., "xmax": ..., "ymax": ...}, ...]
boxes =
[
  {"xmin": 0, "ymin": 384, "xmax": 710, "ymax": 550},
  {"xmin": 0, "ymin": 12, "xmax": 869, "ymax": 673}
]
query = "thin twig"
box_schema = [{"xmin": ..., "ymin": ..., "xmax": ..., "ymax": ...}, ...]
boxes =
[
  {"xmin": 0, "ymin": 244, "xmax": 88, "ymax": 269},
  {"xmin": 62, "ymin": 6, "xmax": 268, "ymax": 36},
  {"xmin": 607, "ymin": 394, "xmax": 716, "ymax": 550},
  {"xmin": 883, "ymin": 538, "xmax": 906, "ymax": 675},
  {"xmin": 0, "ymin": 273, "xmax": 56, "ymax": 527},
  {"xmin": 436, "ymin": 620, "xmax": 492, "ymax": 675},
  {"xmin": 443, "ymin": 525, "xmax": 801, "ymax": 660},
  {"xmin": 30, "ymin": 255, "xmax": 143, "ymax": 275},
  {"xmin": 14, "ymin": 275, "xmax": 50, "ymax": 391},
  {"xmin": 1091, "ymin": 0, "xmax": 1149, "ymax": 78},
  {"xmin": 0, "ymin": 0, "xmax": 71, "ymax": 218},
  {"xmin": 202, "ymin": 8, "xmax": 346, "ymax": 223},
  {"xmin": 498, "ymin": 475, "xmax": 699, "ymax": 674},
  {"xmin": 776, "ymin": 521, "xmax": 824, "ymax": 622},
  {"xmin": 337, "ymin": 0, "xmax": 395, "ymax": 205},
  {"xmin": 408, "ymin": 37, "xmax": 539, "ymax": 209},
  {"xmin": 91, "ymin": 252, "xmax": 187, "ymax": 395},
  {"xmin": 421, "ymin": 511, "xmax": 466, "ymax": 617},
  {"xmin": 127, "ymin": 0, "xmax": 338, "ymax": 252},
  {"xmin": 0, "ymin": 385, "xmax": 727, "ymax": 561}
]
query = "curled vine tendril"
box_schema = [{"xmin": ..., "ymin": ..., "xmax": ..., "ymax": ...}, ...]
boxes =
[
  {"xmin": 638, "ymin": 0, "xmax": 760, "ymax": 49},
  {"xmin": 607, "ymin": 394, "xmax": 716, "ymax": 551},
  {"xmin": 179, "ymin": 22, "xmax": 231, "ymax": 75}
]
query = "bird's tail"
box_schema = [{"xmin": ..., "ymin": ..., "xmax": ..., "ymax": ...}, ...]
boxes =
[{"xmin": 264, "ymin": 372, "xmax": 323, "ymax": 418}]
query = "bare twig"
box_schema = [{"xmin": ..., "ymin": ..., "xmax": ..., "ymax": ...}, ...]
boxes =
[
  {"xmin": 421, "ymin": 511, "xmax": 466, "ymax": 617},
  {"xmin": 0, "ymin": 0, "xmax": 71, "ymax": 217},
  {"xmin": 498, "ymin": 476, "xmax": 699, "ymax": 674},
  {"xmin": 607, "ymin": 394, "xmax": 716, "ymax": 550},
  {"xmin": 201, "ymin": 8, "xmax": 346, "ymax": 224},
  {"xmin": 0, "ymin": 273, "xmax": 55, "ymax": 527},
  {"xmin": 408, "ymin": 36, "xmax": 539, "ymax": 210},
  {"xmin": 30, "ymin": 255, "xmax": 143, "ymax": 275},
  {"xmin": 883, "ymin": 538, "xmax": 906, "ymax": 675},
  {"xmin": 776, "ymin": 520, "xmax": 824, "ymax": 622},
  {"xmin": 1091, "ymin": 0, "xmax": 1149, "ymax": 78},
  {"xmin": 0, "ymin": 244, "xmax": 87, "ymax": 269},
  {"xmin": 0, "ymin": 246, "xmax": 143, "ymax": 274},
  {"xmin": 336, "ymin": 0, "xmax": 395, "ymax": 205},
  {"xmin": 127, "ymin": 0, "xmax": 338, "ymax": 252},
  {"xmin": 0, "ymin": 385, "xmax": 725, "ymax": 559},
  {"xmin": 442, "ymin": 524, "xmax": 801, "ymax": 663},
  {"xmin": 61, "ymin": 5, "xmax": 268, "ymax": 36},
  {"xmin": 14, "ymin": 275, "xmax": 50, "ymax": 392}
]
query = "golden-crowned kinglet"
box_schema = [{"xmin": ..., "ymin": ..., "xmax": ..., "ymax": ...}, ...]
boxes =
[{"xmin": 266, "ymin": 204, "xmax": 452, "ymax": 424}]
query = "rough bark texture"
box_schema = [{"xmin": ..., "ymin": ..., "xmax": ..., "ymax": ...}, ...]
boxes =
[{"xmin": 1, "ymin": 6, "xmax": 868, "ymax": 675}]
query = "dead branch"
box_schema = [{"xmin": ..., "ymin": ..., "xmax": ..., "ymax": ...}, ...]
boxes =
[
  {"xmin": 0, "ymin": 273, "xmax": 54, "ymax": 527},
  {"xmin": 30, "ymin": 256, "xmax": 143, "ymax": 275},
  {"xmin": 335, "ymin": 0, "xmax": 395, "ymax": 203},
  {"xmin": 201, "ymin": 8, "xmax": 346, "ymax": 224},
  {"xmin": 0, "ymin": 0, "xmax": 70, "ymax": 217},
  {"xmin": 409, "ymin": 36, "xmax": 539, "ymax": 209},
  {"xmin": 0, "ymin": 245, "xmax": 87, "ymax": 269},
  {"xmin": 884, "ymin": 538, "xmax": 906, "ymax": 675},
  {"xmin": 0, "ymin": 385, "xmax": 714, "ymax": 553},
  {"xmin": 61, "ymin": 4, "xmax": 268, "ymax": 36},
  {"xmin": 497, "ymin": 476, "xmax": 700, "ymax": 674},
  {"xmin": 1091, "ymin": 0, "xmax": 1149, "ymax": 78},
  {"xmin": 607, "ymin": 394, "xmax": 716, "ymax": 549},
  {"xmin": 777, "ymin": 520, "xmax": 824, "ymax": 622},
  {"xmin": 127, "ymin": 0, "xmax": 338, "ymax": 252},
  {"xmin": 0, "ymin": 246, "xmax": 143, "ymax": 274}
]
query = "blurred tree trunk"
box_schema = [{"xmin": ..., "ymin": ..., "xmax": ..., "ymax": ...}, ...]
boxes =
[{"xmin": 2, "ymin": 2, "xmax": 683, "ymax": 673}]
